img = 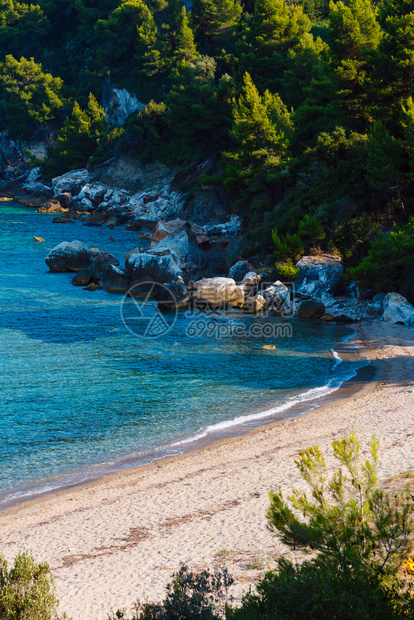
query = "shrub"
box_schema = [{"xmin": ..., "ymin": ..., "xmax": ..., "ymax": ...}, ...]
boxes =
[
  {"xmin": 272, "ymin": 229, "xmax": 304, "ymax": 262},
  {"xmin": 347, "ymin": 218, "xmax": 414, "ymax": 301},
  {"xmin": 109, "ymin": 564, "xmax": 233, "ymax": 620},
  {"xmin": 0, "ymin": 550, "xmax": 64, "ymax": 620},
  {"xmin": 297, "ymin": 214, "xmax": 325, "ymax": 248},
  {"xmin": 275, "ymin": 260, "xmax": 299, "ymax": 280},
  {"xmin": 228, "ymin": 558, "xmax": 414, "ymax": 620},
  {"xmin": 266, "ymin": 432, "xmax": 414, "ymax": 575}
]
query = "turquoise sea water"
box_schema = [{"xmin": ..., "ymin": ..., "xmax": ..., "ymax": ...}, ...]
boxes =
[{"xmin": 0, "ymin": 200, "xmax": 364, "ymax": 505}]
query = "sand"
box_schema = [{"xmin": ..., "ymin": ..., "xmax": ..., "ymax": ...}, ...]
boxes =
[{"xmin": 1, "ymin": 321, "xmax": 414, "ymax": 619}]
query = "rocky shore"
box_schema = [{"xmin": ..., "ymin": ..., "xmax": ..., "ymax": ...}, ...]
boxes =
[{"xmin": 2, "ymin": 155, "xmax": 414, "ymax": 328}]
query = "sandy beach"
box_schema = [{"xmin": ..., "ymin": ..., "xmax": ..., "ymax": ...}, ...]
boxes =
[{"xmin": 1, "ymin": 321, "xmax": 413, "ymax": 619}]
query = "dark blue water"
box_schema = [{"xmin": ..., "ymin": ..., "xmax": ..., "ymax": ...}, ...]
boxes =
[{"xmin": 0, "ymin": 200, "xmax": 362, "ymax": 504}]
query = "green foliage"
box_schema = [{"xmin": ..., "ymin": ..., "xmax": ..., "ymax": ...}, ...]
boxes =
[
  {"xmin": 0, "ymin": 55, "xmax": 63, "ymax": 138},
  {"xmin": 267, "ymin": 432, "xmax": 414, "ymax": 574},
  {"xmin": 272, "ymin": 228, "xmax": 304, "ymax": 261},
  {"xmin": 348, "ymin": 218, "xmax": 414, "ymax": 300},
  {"xmin": 0, "ymin": 550, "xmax": 64, "ymax": 620},
  {"xmin": 192, "ymin": 0, "xmax": 242, "ymax": 40},
  {"xmin": 275, "ymin": 259, "xmax": 299, "ymax": 280},
  {"xmin": 162, "ymin": 56, "xmax": 234, "ymax": 162},
  {"xmin": 297, "ymin": 214, "xmax": 325, "ymax": 246},
  {"xmin": 365, "ymin": 121, "xmax": 406, "ymax": 193},
  {"xmin": 222, "ymin": 72, "xmax": 292, "ymax": 207},
  {"xmin": 108, "ymin": 563, "xmax": 233, "ymax": 619},
  {"xmin": 43, "ymin": 93, "xmax": 118, "ymax": 175},
  {"xmin": 173, "ymin": 7, "xmax": 198, "ymax": 64},
  {"xmin": 331, "ymin": 213, "xmax": 374, "ymax": 263},
  {"xmin": 125, "ymin": 100, "xmax": 167, "ymax": 162},
  {"xmin": 228, "ymin": 558, "xmax": 414, "ymax": 619}
]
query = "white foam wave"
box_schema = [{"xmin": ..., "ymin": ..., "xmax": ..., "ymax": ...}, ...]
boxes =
[
  {"xmin": 170, "ymin": 360, "xmax": 368, "ymax": 449},
  {"xmin": 331, "ymin": 349, "xmax": 342, "ymax": 371}
]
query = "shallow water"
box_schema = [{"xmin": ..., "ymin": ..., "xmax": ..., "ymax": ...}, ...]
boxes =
[{"xmin": 0, "ymin": 201, "xmax": 363, "ymax": 503}]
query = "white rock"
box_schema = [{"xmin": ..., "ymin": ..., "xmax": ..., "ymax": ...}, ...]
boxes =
[
  {"xmin": 383, "ymin": 293, "xmax": 414, "ymax": 326},
  {"xmin": 190, "ymin": 277, "xmax": 244, "ymax": 308},
  {"xmin": 102, "ymin": 81, "xmax": 145, "ymax": 126},
  {"xmin": 295, "ymin": 254, "xmax": 343, "ymax": 300},
  {"xmin": 52, "ymin": 170, "xmax": 89, "ymax": 195}
]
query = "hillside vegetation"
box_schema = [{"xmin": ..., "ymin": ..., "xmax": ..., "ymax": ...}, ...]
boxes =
[{"xmin": 2, "ymin": 0, "xmax": 414, "ymax": 291}]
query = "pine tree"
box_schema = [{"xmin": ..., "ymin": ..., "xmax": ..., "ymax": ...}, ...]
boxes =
[
  {"xmin": 0, "ymin": 54, "xmax": 63, "ymax": 137},
  {"xmin": 365, "ymin": 120, "xmax": 407, "ymax": 212},
  {"xmin": 238, "ymin": 0, "xmax": 312, "ymax": 95},
  {"xmin": 329, "ymin": 0, "xmax": 381, "ymax": 125},
  {"xmin": 192, "ymin": 0, "xmax": 242, "ymax": 40},
  {"xmin": 137, "ymin": 8, "xmax": 165, "ymax": 76},
  {"xmin": 52, "ymin": 93, "xmax": 107, "ymax": 171},
  {"xmin": 173, "ymin": 6, "xmax": 198, "ymax": 63},
  {"xmin": 222, "ymin": 72, "xmax": 292, "ymax": 202}
]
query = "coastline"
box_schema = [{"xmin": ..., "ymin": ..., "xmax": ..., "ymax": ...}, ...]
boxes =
[
  {"xmin": 1, "ymin": 321, "xmax": 413, "ymax": 619},
  {"xmin": 0, "ymin": 322, "xmax": 367, "ymax": 511}
]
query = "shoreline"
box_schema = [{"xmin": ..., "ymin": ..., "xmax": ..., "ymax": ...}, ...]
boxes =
[
  {"xmin": 1, "ymin": 321, "xmax": 413, "ymax": 620},
  {"xmin": 0, "ymin": 324, "xmax": 369, "ymax": 512}
]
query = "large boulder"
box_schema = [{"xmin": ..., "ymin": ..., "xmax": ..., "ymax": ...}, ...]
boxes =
[
  {"xmin": 242, "ymin": 271, "xmax": 261, "ymax": 297},
  {"xmin": 243, "ymin": 293, "xmax": 266, "ymax": 313},
  {"xmin": 99, "ymin": 264, "xmax": 127, "ymax": 293},
  {"xmin": 156, "ymin": 276, "xmax": 188, "ymax": 310},
  {"xmin": 46, "ymin": 240, "xmax": 95, "ymax": 273},
  {"xmin": 39, "ymin": 199, "xmax": 66, "ymax": 213},
  {"xmin": 147, "ymin": 225, "xmax": 205, "ymax": 271},
  {"xmin": 228, "ymin": 260, "xmax": 253, "ymax": 283},
  {"xmin": 295, "ymin": 254, "xmax": 343, "ymax": 300},
  {"xmin": 189, "ymin": 277, "xmax": 244, "ymax": 309},
  {"xmin": 383, "ymin": 293, "xmax": 414, "ymax": 326},
  {"xmin": 323, "ymin": 298, "xmax": 384, "ymax": 322},
  {"xmin": 52, "ymin": 169, "xmax": 89, "ymax": 195},
  {"xmin": 151, "ymin": 219, "xmax": 187, "ymax": 245},
  {"xmin": 13, "ymin": 180, "xmax": 53, "ymax": 206},
  {"xmin": 262, "ymin": 280, "xmax": 291, "ymax": 315},
  {"xmin": 125, "ymin": 252, "xmax": 183, "ymax": 285},
  {"xmin": 298, "ymin": 299, "xmax": 326, "ymax": 318}
]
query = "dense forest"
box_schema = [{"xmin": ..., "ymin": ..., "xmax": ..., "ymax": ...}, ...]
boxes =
[{"xmin": 1, "ymin": 0, "xmax": 414, "ymax": 296}]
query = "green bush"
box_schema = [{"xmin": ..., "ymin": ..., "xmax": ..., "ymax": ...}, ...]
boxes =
[
  {"xmin": 267, "ymin": 432, "xmax": 414, "ymax": 574},
  {"xmin": 272, "ymin": 229, "xmax": 304, "ymax": 261},
  {"xmin": 297, "ymin": 214, "xmax": 326, "ymax": 248},
  {"xmin": 347, "ymin": 217, "xmax": 414, "ymax": 300},
  {"xmin": 228, "ymin": 559, "xmax": 414, "ymax": 620},
  {"xmin": 0, "ymin": 551, "xmax": 65, "ymax": 620},
  {"xmin": 109, "ymin": 564, "xmax": 233, "ymax": 620},
  {"xmin": 275, "ymin": 260, "xmax": 299, "ymax": 280}
]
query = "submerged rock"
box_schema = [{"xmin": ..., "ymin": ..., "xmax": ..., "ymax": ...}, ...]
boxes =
[{"xmin": 383, "ymin": 293, "xmax": 414, "ymax": 326}]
